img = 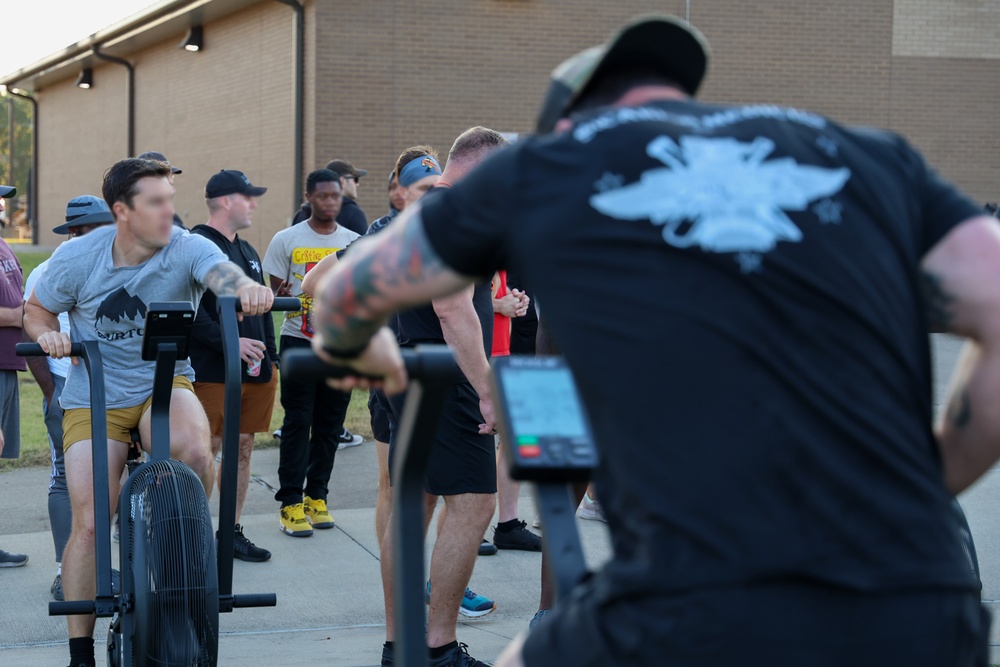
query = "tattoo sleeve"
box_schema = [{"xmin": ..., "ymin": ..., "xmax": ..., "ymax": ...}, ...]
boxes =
[
  {"xmin": 316, "ymin": 206, "xmax": 459, "ymax": 353},
  {"xmin": 203, "ymin": 261, "xmax": 253, "ymax": 296},
  {"xmin": 920, "ymin": 270, "xmax": 955, "ymax": 333}
]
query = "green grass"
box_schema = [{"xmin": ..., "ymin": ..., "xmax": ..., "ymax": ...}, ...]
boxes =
[{"xmin": 2, "ymin": 246, "xmax": 375, "ymax": 470}]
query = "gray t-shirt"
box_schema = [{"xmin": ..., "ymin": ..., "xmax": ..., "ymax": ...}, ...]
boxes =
[
  {"xmin": 34, "ymin": 225, "xmax": 226, "ymax": 410},
  {"xmin": 262, "ymin": 222, "xmax": 359, "ymax": 340}
]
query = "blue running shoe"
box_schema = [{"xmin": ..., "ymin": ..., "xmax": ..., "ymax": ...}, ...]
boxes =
[{"xmin": 424, "ymin": 581, "xmax": 497, "ymax": 619}]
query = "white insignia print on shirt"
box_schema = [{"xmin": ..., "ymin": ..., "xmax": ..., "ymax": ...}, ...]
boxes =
[
  {"xmin": 590, "ymin": 135, "xmax": 851, "ymax": 255},
  {"xmin": 249, "ymin": 259, "xmax": 261, "ymax": 275}
]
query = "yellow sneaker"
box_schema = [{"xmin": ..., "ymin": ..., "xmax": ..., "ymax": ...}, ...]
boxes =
[
  {"xmin": 279, "ymin": 503, "xmax": 314, "ymax": 537},
  {"xmin": 303, "ymin": 496, "xmax": 335, "ymax": 529}
]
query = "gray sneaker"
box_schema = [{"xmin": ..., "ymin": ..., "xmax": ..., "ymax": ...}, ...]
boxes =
[
  {"xmin": 51, "ymin": 574, "xmax": 64, "ymax": 601},
  {"xmin": 0, "ymin": 549, "xmax": 28, "ymax": 567}
]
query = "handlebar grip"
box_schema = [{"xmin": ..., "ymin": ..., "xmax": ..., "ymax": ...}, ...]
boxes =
[
  {"xmin": 49, "ymin": 600, "xmax": 97, "ymax": 616},
  {"xmin": 280, "ymin": 348, "xmax": 380, "ymax": 382},
  {"xmin": 16, "ymin": 342, "xmax": 84, "ymax": 357},
  {"xmin": 232, "ymin": 593, "xmax": 277, "ymax": 608},
  {"xmin": 233, "ymin": 297, "xmax": 301, "ymax": 313}
]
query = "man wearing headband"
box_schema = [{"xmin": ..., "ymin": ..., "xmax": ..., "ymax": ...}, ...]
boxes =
[
  {"xmin": 397, "ymin": 149, "xmax": 443, "ymax": 206},
  {"xmin": 310, "ymin": 14, "xmax": 993, "ymax": 667},
  {"xmin": 23, "ymin": 195, "xmax": 115, "ymax": 600},
  {"xmin": 0, "ymin": 184, "xmax": 27, "ymax": 570}
]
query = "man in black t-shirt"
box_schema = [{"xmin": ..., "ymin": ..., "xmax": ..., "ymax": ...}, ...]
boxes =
[
  {"xmin": 308, "ymin": 16, "xmax": 997, "ymax": 667},
  {"xmin": 190, "ymin": 169, "xmax": 278, "ymax": 564}
]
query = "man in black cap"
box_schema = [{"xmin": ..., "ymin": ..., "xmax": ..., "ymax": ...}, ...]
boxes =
[
  {"xmin": 291, "ymin": 158, "xmax": 369, "ymax": 236},
  {"xmin": 0, "ymin": 184, "xmax": 27, "ymax": 569},
  {"xmin": 24, "ymin": 195, "xmax": 115, "ymax": 599},
  {"xmin": 309, "ymin": 14, "xmax": 995, "ymax": 667},
  {"xmin": 190, "ymin": 170, "xmax": 277, "ymax": 562},
  {"xmin": 137, "ymin": 150, "xmax": 187, "ymax": 229}
]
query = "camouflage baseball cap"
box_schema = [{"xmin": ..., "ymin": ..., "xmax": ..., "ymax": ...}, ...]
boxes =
[{"xmin": 536, "ymin": 15, "xmax": 711, "ymax": 134}]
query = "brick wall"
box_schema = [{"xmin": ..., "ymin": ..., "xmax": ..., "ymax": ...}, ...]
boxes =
[{"xmin": 29, "ymin": 0, "xmax": 1000, "ymax": 249}]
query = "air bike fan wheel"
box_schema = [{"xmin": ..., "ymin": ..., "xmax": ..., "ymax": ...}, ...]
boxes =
[{"xmin": 125, "ymin": 459, "xmax": 219, "ymax": 666}]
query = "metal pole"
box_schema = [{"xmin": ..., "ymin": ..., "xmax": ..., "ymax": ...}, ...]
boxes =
[
  {"xmin": 275, "ymin": 0, "xmax": 305, "ymax": 214},
  {"xmin": 6, "ymin": 98, "xmax": 12, "ymax": 185},
  {"xmin": 93, "ymin": 46, "xmax": 135, "ymax": 156}
]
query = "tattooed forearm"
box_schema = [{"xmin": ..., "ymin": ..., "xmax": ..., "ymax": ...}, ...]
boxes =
[
  {"xmin": 204, "ymin": 261, "xmax": 254, "ymax": 296},
  {"xmin": 316, "ymin": 205, "xmax": 463, "ymax": 353},
  {"xmin": 921, "ymin": 270, "xmax": 955, "ymax": 333},
  {"xmin": 946, "ymin": 389, "xmax": 972, "ymax": 429}
]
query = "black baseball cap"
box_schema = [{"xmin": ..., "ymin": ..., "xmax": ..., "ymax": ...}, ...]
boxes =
[
  {"xmin": 205, "ymin": 169, "xmax": 268, "ymax": 198},
  {"xmin": 0, "ymin": 185, "xmax": 14, "ymax": 198},
  {"xmin": 137, "ymin": 150, "xmax": 183, "ymax": 174},
  {"xmin": 325, "ymin": 159, "xmax": 368, "ymax": 180},
  {"xmin": 53, "ymin": 195, "xmax": 114, "ymax": 234},
  {"xmin": 536, "ymin": 15, "xmax": 711, "ymax": 134}
]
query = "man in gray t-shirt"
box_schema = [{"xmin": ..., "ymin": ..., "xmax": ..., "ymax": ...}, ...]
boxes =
[{"xmin": 23, "ymin": 158, "xmax": 274, "ymax": 667}]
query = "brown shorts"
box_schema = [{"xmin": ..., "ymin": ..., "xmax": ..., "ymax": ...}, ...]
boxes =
[
  {"xmin": 193, "ymin": 367, "xmax": 278, "ymax": 437},
  {"xmin": 62, "ymin": 376, "xmax": 196, "ymax": 452}
]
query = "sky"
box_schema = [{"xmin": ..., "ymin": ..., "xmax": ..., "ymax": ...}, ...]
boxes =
[{"xmin": 2, "ymin": 0, "xmax": 159, "ymax": 79}]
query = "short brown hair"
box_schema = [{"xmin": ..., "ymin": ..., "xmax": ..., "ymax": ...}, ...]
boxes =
[
  {"xmin": 394, "ymin": 145, "xmax": 438, "ymax": 181},
  {"xmin": 447, "ymin": 126, "xmax": 508, "ymax": 167},
  {"xmin": 102, "ymin": 158, "xmax": 172, "ymax": 209}
]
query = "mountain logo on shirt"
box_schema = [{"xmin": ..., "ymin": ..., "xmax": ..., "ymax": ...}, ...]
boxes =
[
  {"xmin": 95, "ymin": 287, "xmax": 147, "ymax": 341},
  {"xmin": 589, "ymin": 135, "xmax": 851, "ymax": 256}
]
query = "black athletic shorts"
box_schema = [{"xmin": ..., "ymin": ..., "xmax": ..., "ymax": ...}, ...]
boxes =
[
  {"xmin": 524, "ymin": 576, "xmax": 989, "ymax": 667},
  {"xmin": 378, "ymin": 381, "xmax": 496, "ymax": 496},
  {"xmin": 368, "ymin": 388, "xmax": 391, "ymax": 444}
]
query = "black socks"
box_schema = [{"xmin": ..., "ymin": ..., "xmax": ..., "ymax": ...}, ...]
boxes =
[
  {"xmin": 429, "ymin": 640, "xmax": 458, "ymax": 659},
  {"xmin": 68, "ymin": 636, "xmax": 95, "ymax": 667},
  {"xmin": 496, "ymin": 519, "xmax": 521, "ymax": 533}
]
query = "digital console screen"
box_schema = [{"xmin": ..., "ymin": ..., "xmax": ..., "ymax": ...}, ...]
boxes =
[{"xmin": 503, "ymin": 367, "xmax": 588, "ymax": 438}]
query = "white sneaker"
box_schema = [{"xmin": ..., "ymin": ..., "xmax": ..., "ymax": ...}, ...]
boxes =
[
  {"xmin": 531, "ymin": 514, "xmax": 542, "ymax": 529},
  {"xmin": 577, "ymin": 494, "xmax": 606, "ymax": 522},
  {"xmin": 272, "ymin": 428, "xmax": 282, "ymax": 440},
  {"xmin": 336, "ymin": 429, "xmax": 364, "ymax": 450}
]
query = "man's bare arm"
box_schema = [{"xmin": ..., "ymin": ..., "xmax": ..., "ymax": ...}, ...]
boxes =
[
  {"xmin": 204, "ymin": 261, "xmax": 274, "ymax": 316},
  {"xmin": 313, "ymin": 204, "xmax": 471, "ymax": 355},
  {"xmin": 922, "ymin": 215, "xmax": 1000, "ymax": 493},
  {"xmin": 23, "ymin": 293, "xmax": 72, "ymax": 359},
  {"xmin": 203, "ymin": 261, "xmax": 258, "ymax": 295},
  {"xmin": 23, "ymin": 329, "xmax": 56, "ymax": 402},
  {"xmin": 433, "ymin": 286, "xmax": 494, "ymax": 428},
  {"xmin": 0, "ymin": 305, "xmax": 23, "ymax": 328},
  {"xmin": 300, "ymin": 253, "xmax": 338, "ymax": 296}
]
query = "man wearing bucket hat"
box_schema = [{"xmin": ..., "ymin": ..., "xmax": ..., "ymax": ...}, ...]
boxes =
[
  {"xmin": 309, "ymin": 13, "xmax": 996, "ymax": 666},
  {"xmin": 23, "ymin": 196, "xmax": 114, "ymax": 599},
  {"xmin": 0, "ymin": 184, "xmax": 28, "ymax": 569}
]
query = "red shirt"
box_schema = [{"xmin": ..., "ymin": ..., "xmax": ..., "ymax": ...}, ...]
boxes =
[{"xmin": 491, "ymin": 270, "xmax": 510, "ymax": 357}]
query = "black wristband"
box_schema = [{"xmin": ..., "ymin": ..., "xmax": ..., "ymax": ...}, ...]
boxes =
[{"xmin": 322, "ymin": 341, "xmax": 369, "ymax": 360}]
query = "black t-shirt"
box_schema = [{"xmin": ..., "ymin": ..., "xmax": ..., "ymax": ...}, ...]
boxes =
[
  {"xmin": 419, "ymin": 99, "xmax": 982, "ymax": 596},
  {"xmin": 189, "ymin": 225, "xmax": 277, "ymax": 384}
]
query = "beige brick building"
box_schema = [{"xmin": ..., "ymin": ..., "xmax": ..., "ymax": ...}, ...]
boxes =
[{"xmin": 2, "ymin": 0, "xmax": 998, "ymax": 249}]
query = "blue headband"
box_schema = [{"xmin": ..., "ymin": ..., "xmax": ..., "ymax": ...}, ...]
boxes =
[{"xmin": 399, "ymin": 155, "xmax": 442, "ymax": 187}]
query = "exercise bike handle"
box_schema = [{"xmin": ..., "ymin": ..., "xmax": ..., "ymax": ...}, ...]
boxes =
[
  {"xmin": 16, "ymin": 342, "xmax": 83, "ymax": 357},
  {"xmin": 16, "ymin": 299, "xmax": 301, "ymax": 360},
  {"xmin": 49, "ymin": 600, "xmax": 97, "ymax": 616},
  {"xmin": 281, "ymin": 345, "xmax": 458, "ymax": 384},
  {"xmin": 233, "ymin": 296, "xmax": 301, "ymax": 313}
]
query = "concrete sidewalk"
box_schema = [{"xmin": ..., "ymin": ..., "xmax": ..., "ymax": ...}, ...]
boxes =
[{"xmin": 0, "ymin": 444, "xmax": 613, "ymax": 666}]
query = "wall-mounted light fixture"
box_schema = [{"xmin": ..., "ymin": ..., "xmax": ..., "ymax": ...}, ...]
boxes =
[
  {"xmin": 180, "ymin": 26, "xmax": 203, "ymax": 52},
  {"xmin": 75, "ymin": 68, "xmax": 93, "ymax": 89}
]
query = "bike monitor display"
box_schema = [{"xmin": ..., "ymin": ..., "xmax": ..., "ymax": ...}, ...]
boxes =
[
  {"xmin": 141, "ymin": 302, "xmax": 195, "ymax": 361},
  {"xmin": 491, "ymin": 355, "xmax": 598, "ymax": 482}
]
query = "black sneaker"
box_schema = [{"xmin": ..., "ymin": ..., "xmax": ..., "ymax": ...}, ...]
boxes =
[
  {"xmin": 492, "ymin": 519, "xmax": 542, "ymax": 551},
  {"xmin": 430, "ymin": 642, "xmax": 490, "ymax": 667},
  {"xmin": 0, "ymin": 548, "xmax": 28, "ymax": 567},
  {"xmin": 478, "ymin": 539, "xmax": 497, "ymax": 556},
  {"xmin": 232, "ymin": 524, "xmax": 271, "ymax": 562},
  {"xmin": 381, "ymin": 642, "xmax": 394, "ymax": 667}
]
